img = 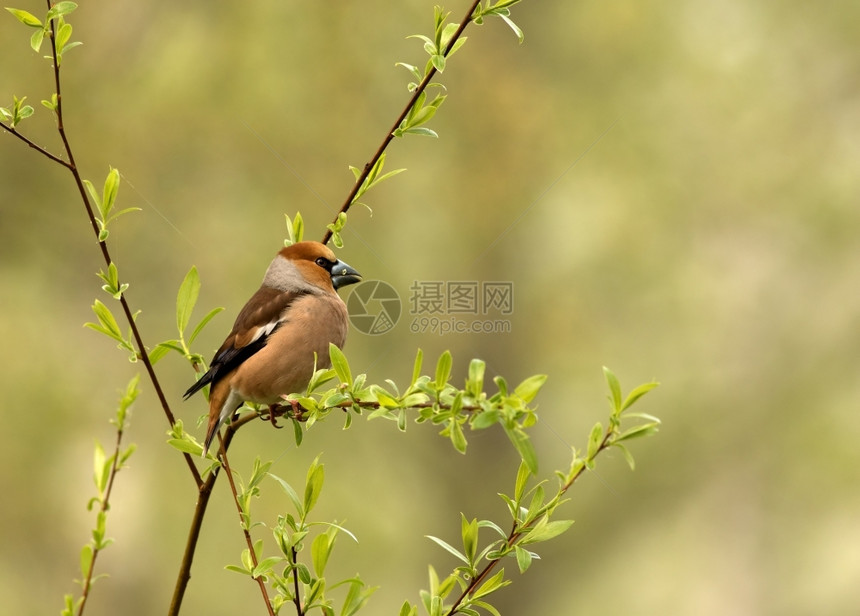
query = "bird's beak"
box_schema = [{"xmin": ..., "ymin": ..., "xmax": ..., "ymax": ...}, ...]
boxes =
[{"xmin": 330, "ymin": 259, "xmax": 362, "ymax": 290}]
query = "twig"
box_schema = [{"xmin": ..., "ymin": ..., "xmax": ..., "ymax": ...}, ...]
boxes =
[
  {"xmin": 321, "ymin": 0, "xmax": 483, "ymax": 245},
  {"xmin": 75, "ymin": 425, "xmax": 126, "ymax": 616},
  {"xmin": 6, "ymin": 1, "xmax": 205, "ymax": 488},
  {"xmin": 168, "ymin": 413, "xmax": 257, "ymax": 616},
  {"xmin": 290, "ymin": 546, "xmax": 304, "ymax": 615},
  {"xmin": 219, "ymin": 441, "xmax": 277, "ymax": 616},
  {"xmin": 0, "ymin": 122, "xmax": 71, "ymax": 167},
  {"xmin": 445, "ymin": 431, "xmax": 614, "ymax": 615}
]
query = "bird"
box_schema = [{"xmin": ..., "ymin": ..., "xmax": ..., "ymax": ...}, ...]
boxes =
[{"xmin": 183, "ymin": 241, "xmax": 361, "ymax": 455}]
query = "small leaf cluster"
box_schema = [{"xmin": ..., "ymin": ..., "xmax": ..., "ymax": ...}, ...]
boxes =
[
  {"xmin": 0, "ymin": 94, "xmax": 33, "ymax": 128},
  {"xmin": 403, "ymin": 6, "xmax": 468, "ymax": 81},
  {"xmin": 1, "ymin": 3, "xmax": 81, "ymax": 131},
  {"xmin": 284, "ymin": 211, "xmax": 305, "ymax": 247},
  {"xmin": 84, "ymin": 299, "xmax": 139, "ymax": 361},
  {"xmin": 284, "ymin": 346, "xmax": 546, "ymax": 475},
  {"xmin": 83, "ymin": 168, "xmax": 139, "ymax": 242},
  {"xmin": 402, "ymin": 371, "xmax": 659, "ymax": 616},
  {"xmin": 5, "ymin": 2, "xmax": 81, "ymax": 64},
  {"xmin": 149, "ymin": 266, "xmax": 224, "ymax": 369},
  {"xmin": 348, "ymin": 154, "xmax": 405, "ymax": 210},
  {"xmin": 227, "ymin": 456, "xmax": 378, "ymax": 615},
  {"xmin": 62, "ymin": 375, "xmax": 139, "ymax": 616},
  {"xmin": 471, "ymin": 1, "xmax": 525, "ymax": 43},
  {"xmin": 392, "ymin": 90, "xmax": 447, "ymax": 139}
]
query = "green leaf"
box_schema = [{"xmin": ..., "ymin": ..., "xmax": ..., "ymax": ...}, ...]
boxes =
[
  {"xmin": 615, "ymin": 422, "xmax": 660, "ymax": 442},
  {"xmin": 79, "ymin": 544, "xmax": 93, "ymax": 579},
  {"xmin": 503, "ymin": 425, "xmax": 538, "ymax": 474},
  {"xmin": 93, "ymin": 440, "xmax": 109, "ymax": 493},
  {"xmin": 86, "ymin": 300, "xmax": 124, "ymax": 342},
  {"xmin": 472, "ymin": 568, "xmax": 509, "ymax": 599},
  {"xmin": 514, "ymin": 545, "xmax": 532, "ymax": 573},
  {"xmin": 395, "ymin": 62, "xmax": 421, "ymax": 80},
  {"xmin": 82, "ymin": 179, "xmax": 101, "ymax": 210},
  {"xmin": 514, "ymin": 459, "xmax": 531, "ymax": 501},
  {"xmin": 18, "ymin": 104, "xmax": 33, "ymax": 120},
  {"xmin": 371, "ymin": 385, "xmax": 400, "ymax": 410},
  {"xmin": 513, "ymin": 374, "xmax": 547, "ymax": 404},
  {"xmin": 621, "ymin": 381, "xmax": 660, "ymax": 412},
  {"xmin": 329, "ymin": 343, "xmax": 351, "ymax": 384},
  {"xmin": 166, "ymin": 438, "xmax": 203, "ymax": 456},
  {"xmin": 252, "ymin": 556, "xmax": 283, "ymax": 579},
  {"xmin": 270, "ymin": 473, "xmax": 303, "ymax": 515},
  {"xmin": 470, "ymin": 409, "xmax": 499, "ymax": 430},
  {"xmin": 56, "ymin": 21, "xmax": 72, "ymax": 50},
  {"xmin": 410, "ymin": 349, "xmax": 424, "ymax": 387},
  {"xmin": 461, "ymin": 514, "xmax": 478, "ymax": 564},
  {"xmin": 522, "ymin": 518, "xmax": 574, "ymax": 544},
  {"xmin": 101, "ymin": 167, "xmax": 120, "ymax": 219},
  {"xmin": 6, "ymin": 8, "xmax": 42, "ymax": 27},
  {"xmin": 603, "ymin": 366, "xmax": 622, "ymax": 413},
  {"xmin": 311, "ymin": 532, "xmax": 332, "ymax": 577},
  {"xmin": 29, "ymin": 28, "xmax": 44, "ymax": 52},
  {"xmin": 494, "ymin": 375, "xmax": 509, "ymax": 397},
  {"xmin": 292, "ymin": 416, "xmax": 304, "ymax": 446},
  {"xmin": 434, "ymin": 350, "xmax": 452, "ymax": 390},
  {"xmin": 612, "ymin": 442, "xmax": 636, "ymax": 470},
  {"xmin": 47, "ymin": 1, "xmax": 78, "ymax": 19},
  {"xmin": 499, "ymin": 14, "xmax": 524, "ymax": 42},
  {"xmin": 430, "ymin": 54, "xmax": 446, "ymax": 72},
  {"xmin": 225, "ymin": 564, "xmax": 251, "ymax": 576},
  {"xmin": 467, "ymin": 358, "xmax": 485, "ymax": 398},
  {"xmin": 471, "ymin": 601, "xmax": 502, "ymax": 616},
  {"xmin": 176, "ymin": 266, "xmax": 200, "ymax": 335},
  {"xmin": 449, "ymin": 418, "xmax": 467, "ymax": 454},
  {"xmin": 303, "ymin": 458, "xmax": 325, "ymax": 515},
  {"xmin": 587, "ymin": 421, "xmax": 604, "ymax": 460},
  {"xmin": 398, "ymin": 600, "xmax": 417, "ymax": 616},
  {"xmin": 189, "ymin": 307, "xmax": 224, "ymax": 344},
  {"xmin": 447, "ymin": 37, "xmax": 468, "ymax": 57},
  {"xmin": 425, "ymin": 535, "xmax": 469, "ymax": 565},
  {"xmin": 339, "ymin": 577, "xmax": 378, "ymax": 616}
]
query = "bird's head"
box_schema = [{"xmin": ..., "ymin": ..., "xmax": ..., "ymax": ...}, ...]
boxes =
[{"xmin": 274, "ymin": 241, "xmax": 362, "ymax": 293}]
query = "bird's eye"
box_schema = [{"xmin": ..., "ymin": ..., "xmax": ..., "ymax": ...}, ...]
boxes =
[{"xmin": 315, "ymin": 257, "xmax": 331, "ymax": 269}]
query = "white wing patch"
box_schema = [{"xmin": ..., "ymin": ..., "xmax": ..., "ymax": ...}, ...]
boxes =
[{"xmin": 250, "ymin": 319, "xmax": 282, "ymax": 344}]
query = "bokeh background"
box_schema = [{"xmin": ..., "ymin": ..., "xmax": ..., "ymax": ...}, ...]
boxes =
[{"xmin": 2, "ymin": 1, "xmax": 859, "ymax": 614}]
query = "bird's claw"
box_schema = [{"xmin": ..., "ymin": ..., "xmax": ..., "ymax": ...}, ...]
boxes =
[{"xmin": 266, "ymin": 404, "xmax": 283, "ymax": 429}]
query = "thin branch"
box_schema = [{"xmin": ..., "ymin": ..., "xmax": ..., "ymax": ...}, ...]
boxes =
[
  {"xmin": 290, "ymin": 546, "xmax": 304, "ymax": 615},
  {"xmin": 321, "ymin": 0, "xmax": 482, "ymax": 245},
  {"xmin": 0, "ymin": 121, "xmax": 71, "ymax": 167},
  {"xmin": 21, "ymin": 2, "xmax": 205, "ymax": 488},
  {"xmin": 219, "ymin": 442, "xmax": 277, "ymax": 616},
  {"xmin": 445, "ymin": 431, "xmax": 614, "ymax": 615},
  {"xmin": 168, "ymin": 413, "xmax": 256, "ymax": 616},
  {"xmin": 75, "ymin": 425, "xmax": 126, "ymax": 616}
]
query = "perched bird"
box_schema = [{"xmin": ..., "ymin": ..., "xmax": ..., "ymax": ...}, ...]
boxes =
[{"xmin": 183, "ymin": 241, "xmax": 361, "ymax": 455}]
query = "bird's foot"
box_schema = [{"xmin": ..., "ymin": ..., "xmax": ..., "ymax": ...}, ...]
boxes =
[{"xmin": 265, "ymin": 404, "xmax": 284, "ymax": 429}]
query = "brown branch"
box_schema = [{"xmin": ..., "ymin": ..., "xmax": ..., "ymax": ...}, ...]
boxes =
[
  {"xmin": 290, "ymin": 546, "xmax": 304, "ymax": 615},
  {"xmin": 444, "ymin": 431, "xmax": 615, "ymax": 615},
  {"xmin": 0, "ymin": 121, "xmax": 71, "ymax": 167},
  {"xmin": 168, "ymin": 412, "xmax": 257, "ymax": 616},
  {"xmin": 219, "ymin": 441, "xmax": 277, "ymax": 616},
  {"xmin": 15, "ymin": 2, "xmax": 205, "ymax": 489},
  {"xmin": 321, "ymin": 0, "xmax": 483, "ymax": 245}
]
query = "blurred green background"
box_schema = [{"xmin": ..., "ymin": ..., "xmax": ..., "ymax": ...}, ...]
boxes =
[{"xmin": 2, "ymin": 1, "xmax": 859, "ymax": 614}]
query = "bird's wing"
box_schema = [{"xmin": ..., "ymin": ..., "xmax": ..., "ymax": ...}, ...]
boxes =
[{"xmin": 183, "ymin": 287, "xmax": 310, "ymax": 399}]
